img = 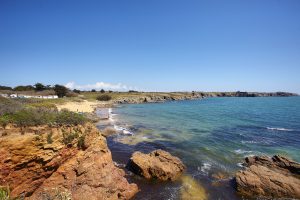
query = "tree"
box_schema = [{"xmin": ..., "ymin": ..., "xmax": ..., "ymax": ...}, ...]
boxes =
[
  {"xmin": 91, "ymin": 89, "xmax": 96, "ymax": 92},
  {"xmin": 45, "ymin": 85, "xmax": 53, "ymax": 90},
  {"xmin": 14, "ymin": 85, "xmax": 34, "ymax": 91},
  {"xmin": 73, "ymin": 89, "xmax": 81, "ymax": 93},
  {"xmin": 54, "ymin": 85, "xmax": 68, "ymax": 98},
  {"xmin": 0, "ymin": 85, "xmax": 13, "ymax": 90},
  {"xmin": 100, "ymin": 89, "xmax": 105, "ymax": 93},
  {"xmin": 128, "ymin": 90, "xmax": 138, "ymax": 93},
  {"xmin": 34, "ymin": 83, "xmax": 46, "ymax": 91}
]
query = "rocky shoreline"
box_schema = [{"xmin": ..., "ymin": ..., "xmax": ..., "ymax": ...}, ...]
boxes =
[
  {"xmin": 0, "ymin": 123, "xmax": 138, "ymax": 199},
  {"xmin": 112, "ymin": 91, "xmax": 298, "ymax": 104},
  {"xmin": 1, "ymin": 122, "xmax": 300, "ymax": 199},
  {"xmin": 235, "ymin": 155, "xmax": 300, "ymax": 199}
]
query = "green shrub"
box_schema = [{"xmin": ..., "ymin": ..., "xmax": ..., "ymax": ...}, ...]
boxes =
[
  {"xmin": 47, "ymin": 132, "xmax": 53, "ymax": 144},
  {"xmin": 54, "ymin": 85, "xmax": 68, "ymax": 98},
  {"xmin": 73, "ymin": 89, "xmax": 81, "ymax": 93},
  {"xmin": 0, "ymin": 107, "xmax": 87, "ymax": 127},
  {"xmin": 77, "ymin": 136, "xmax": 86, "ymax": 150},
  {"xmin": 96, "ymin": 94, "xmax": 112, "ymax": 101},
  {"xmin": 0, "ymin": 115, "xmax": 11, "ymax": 127},
  {"xmin": 10, "ymin": 108, "xmax": 56, "ymax": 126},
  {"xmin": 62, "ymin": 131, "xmax": 79, "ymax": 145},
  {"xmin": 55, "ymin": 110, "xmax": 87, "ymax": 125},
  {"xmin": 65, "ymin": 92, "xmax": 78, "ymax": 97},
  {"xmin": 0, "ymin": 187, "xmax": 10, "ymax": 200},
  {"xmin": 27, "ymin": 101, "xmax": 57, "ymax": 110},
  {"xmin": 0, "ymin": 97, "xmax": 23, "ymax": 115},
  {"xmin": 10, "ymin": 109, "xmax": 42, "ymax": 126},
  {"xmin": 0, "ymin": 96, "xmax": 87, "ymax": 127}
]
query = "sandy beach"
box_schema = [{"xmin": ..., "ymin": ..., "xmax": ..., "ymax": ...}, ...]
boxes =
[{"xmin": 56, "ymin": 100, "xmax": 103, "ymax": 113}]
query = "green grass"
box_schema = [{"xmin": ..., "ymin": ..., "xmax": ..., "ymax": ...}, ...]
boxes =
[
  {"xmin": 77, "ymin": 135, "xmax": 86, "ymax": 150},
  {"xmin": 47, "ymin": 132, "xmax": 53, "ymax": 144},
  {"xmin": 62, "ymin": 130, "xmax": 79, "ymax": 145},
  {"xmin": 0, "ymin": 187, "xmax": 10, "ymax": 200}
]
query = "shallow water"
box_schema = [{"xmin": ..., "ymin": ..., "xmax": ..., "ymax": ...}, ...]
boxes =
[{"xmin": 97, "ymin": 97, "xmax": 300, "ymax": 200}]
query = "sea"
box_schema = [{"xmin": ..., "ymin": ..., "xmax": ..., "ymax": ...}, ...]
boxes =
[{"xmin": 96, "ymin": 97, "xmax": 300, "ymax": 200}]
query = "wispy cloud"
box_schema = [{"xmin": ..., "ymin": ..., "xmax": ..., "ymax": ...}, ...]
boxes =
[{"xmin": 65, "ymin": 81, "xmax": 138, "ymax": 91}]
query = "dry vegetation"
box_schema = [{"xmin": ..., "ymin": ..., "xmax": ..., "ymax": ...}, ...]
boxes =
[{"xmin": 0, "ymin": 97, "xmax": 88, "ymax": 127}]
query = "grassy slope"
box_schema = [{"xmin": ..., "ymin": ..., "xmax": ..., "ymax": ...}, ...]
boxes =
[{"xmin": 80, "ymin": 91, "xmax": 195, "ymax": 101}]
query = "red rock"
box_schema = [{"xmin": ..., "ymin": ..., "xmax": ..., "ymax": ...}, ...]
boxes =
[
  {"xmin": 235, "ymin": 155, "xmax": 300, "ymax": 199},
  {"xmin": 0, "ymin": 123, "xmax": 138, "ymax": 200},
  {"xmin": 127, "ymin": 149, "xmax": 185, "ymax": 181}
]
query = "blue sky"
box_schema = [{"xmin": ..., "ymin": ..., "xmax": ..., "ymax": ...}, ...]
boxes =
[{"xmin": 0, "ymin": 0, "xmax": 300, "ymax": 92}]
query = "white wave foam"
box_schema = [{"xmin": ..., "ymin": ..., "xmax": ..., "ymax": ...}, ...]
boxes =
[
  {"xmin": 113, "ymin": 125, "xmax": 133, "ymax": 135},
  {"xmin": 113, "ymin": 161, "xmax": 126, "ymax": 168},
  {"xmin": 123, "ymin": 129, "xmax": 133, "ymax": 135},
  {"xmin": 108, "ymin": 108, "xmax": 114, "ymax": 122},
  {"xmin": 234, "ymin": 149, "xmax": 253, "ymax": 154},
  {"xmin": 237, "ymin": 162, "xmax": 244, "ymax": 168},
  {"xmin": 198, "ymin": 163, "xmax": 211, "ymax": 175},
  {"xmin": 241, "ymin": 140, "xmax": 259, "ymax": 144},
  {"xmin": 267, "ymin": 127, "xmax": 293, "ymax": 131},
  {"xmin": 113, "ymin": 125, "xmax": 123, "ymax": 131}
]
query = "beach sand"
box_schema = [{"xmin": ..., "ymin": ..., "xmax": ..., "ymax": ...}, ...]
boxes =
[{"xmin": 56, "ymin": 100, "xmax": 103, "ymax": 113}]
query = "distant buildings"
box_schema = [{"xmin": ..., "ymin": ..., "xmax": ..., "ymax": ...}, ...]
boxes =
[{"xmin": 0, "ymin": 93, "xmax": 58, "ymax": 99}]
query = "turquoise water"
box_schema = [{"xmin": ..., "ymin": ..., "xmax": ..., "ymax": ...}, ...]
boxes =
[{"xmin": 100, "ymin": 97, "xmax": 300, "ymax": 200}]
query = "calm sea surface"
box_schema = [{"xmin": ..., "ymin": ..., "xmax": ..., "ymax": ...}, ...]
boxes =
[{"xmin": 97, "ymin": 97, "xmax": 300, "ymax": 200}]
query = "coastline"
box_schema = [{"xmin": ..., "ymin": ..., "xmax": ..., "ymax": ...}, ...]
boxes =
[
  {"xmin": 97, "ymin": 105, "xmax": 238, "ymax": 200},
  {"xmin": 1, "ymin": 95, "xmax": 300, "ymax": 199},
  {"xmin": 53, "ymin": 91, "xmax": 299, "ymax": 116},
  {"xmin": 95, "ymin": 97, "xmax": 300, "ymax": 199}
]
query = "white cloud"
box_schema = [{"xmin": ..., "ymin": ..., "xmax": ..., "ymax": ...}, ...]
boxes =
[{"xmin": 65, "ymin": 81, "xmax": 138, "ymax": 91}]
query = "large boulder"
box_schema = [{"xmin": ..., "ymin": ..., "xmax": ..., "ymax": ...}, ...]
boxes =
[
  {"xmin": 235, "ymin": 155, "xmax": 300, "ymax": 199},
  {"xmin": 0, "ymin": 123, "xmax": 138, "ymax": 200},
  {"xmin": 127, "ymin": 149, "xmax": 185, "ymax": 181}
]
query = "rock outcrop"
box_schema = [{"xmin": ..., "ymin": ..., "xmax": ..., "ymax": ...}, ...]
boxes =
[
  {"xmin": 112, "ymin": 92, "xmax": 298, "ymax": 104},
  {"xmin": 113, "ymin": 93, "xmax": 203, "ymax": 104},
  {"xmin": 127, "ymin": 149, "xmax": 185, "ymax": 181},
  {"xmin": 0, "ymin": 123, "xmax": 138, "ymax": 199},
  {"xmin": 235, "ymin": 155, "xmax": 300, "ymax": 199}
]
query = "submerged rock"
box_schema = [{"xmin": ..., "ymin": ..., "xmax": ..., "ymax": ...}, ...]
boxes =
[
  {"xmin": 0, "ymin": 123, "xmax": 138, "ymax": 200},
  {"xmin": 180, "ymin": 175, "xmax": 208, "ymax": 200},
  {"xmin": 127, "ymin": 149, "xmax": 185, "ymax": 181},
  {"xmin": 235, "ymin": 155, "xmax": 300, "ymax": 199}
]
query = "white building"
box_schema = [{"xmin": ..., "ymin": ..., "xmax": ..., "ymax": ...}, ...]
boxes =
[
  {"xmin": 0, "ymin": 94, "xmax": 8, "ymax": 98},
  {"xmin": 0, "ymin": 94, "xmax": 58, "ymax": 99}
]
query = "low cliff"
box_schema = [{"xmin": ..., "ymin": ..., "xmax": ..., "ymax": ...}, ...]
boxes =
[
  {"xmin": 0, "ymin": 123, "xmax": 138, "ymax": 199},
  {"xmin": 112, "ymin": 91, "xmax": 298, "ymax": 104}
]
